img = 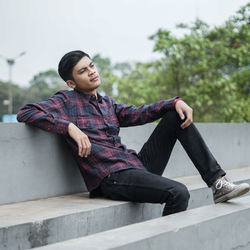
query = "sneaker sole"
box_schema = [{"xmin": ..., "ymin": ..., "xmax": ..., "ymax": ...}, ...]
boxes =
[{"xmin": 214, "ymin": 183, "xmax": 250, "ymax": 204}]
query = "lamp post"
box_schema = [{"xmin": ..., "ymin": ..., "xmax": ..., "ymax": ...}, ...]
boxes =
[{"xmin": 0, "ymin": 51, "xmax": 26, "ymax": 114}]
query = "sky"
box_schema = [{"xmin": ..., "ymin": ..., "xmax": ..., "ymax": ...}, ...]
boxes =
[{"xmin": 0, "ymin": 0, "xmax": 248, "ymax": 87}]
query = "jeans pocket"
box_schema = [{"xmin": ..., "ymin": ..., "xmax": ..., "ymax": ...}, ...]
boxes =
[{"xmin": 104, "ymin": 172, "xmax": 119, "ymax": 185}]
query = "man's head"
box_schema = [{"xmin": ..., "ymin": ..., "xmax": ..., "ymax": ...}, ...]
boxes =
[{"xmin": 58, "ymin": 50, "xmax": 101, "ymax": 95}]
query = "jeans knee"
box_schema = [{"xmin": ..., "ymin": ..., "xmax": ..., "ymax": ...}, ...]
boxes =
[
  {"xmin": 175, "ymin": 184, "xmax": 190, "ymax": 210},
  {"xmin": 162, "ymin": 110, "xmax": 178, "ymax": 120},
  {"xmin": 162, "ymin": 183, "xmax": 190, "ymax": 216},
  {"xmin": 162, "ymin": 110, "xmax": 182, "ymax": 126},
  {"xmin": 170, "ymin": 183, "xmax": 190, "ymax": 211}
]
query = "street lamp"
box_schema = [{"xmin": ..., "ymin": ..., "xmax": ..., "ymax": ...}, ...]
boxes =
[{"xmin": 0, "ymin": 51, "xmax": 26, "ymax": 114}]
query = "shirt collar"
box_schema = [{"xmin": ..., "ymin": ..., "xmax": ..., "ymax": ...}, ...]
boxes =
[{"xmin": 74, "ymin": 89, "xmax": 103, "ymax": 103}]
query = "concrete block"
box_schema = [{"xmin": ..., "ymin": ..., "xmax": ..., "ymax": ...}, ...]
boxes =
[
  {"xmin": 34, "ymin": 196, "xmax": 250, "ymax": 250},
  {"xmin": 120, "ymin": 123, "xmax": 250, "ymax": 178},
  {"xmin": 183, "ymin": 166, "xmax": 250, "ymax": 209},
  {"xmin": 0, "ymin": 123, "xmax": 85, "ymax": 205},
  {"xmin": 0, "ymin": 123, "xmax": 250, "ymax": 205},
  {"xmin": 1, "ymin": 167, "xmax": 250, "ymax": 250},
  {"xmin": 0, "ymin": 193, "xmax": 162, "ymax": 250}
]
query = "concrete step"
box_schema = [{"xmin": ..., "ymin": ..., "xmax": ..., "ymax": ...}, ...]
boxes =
[
  {"xmin": 0, "ymin": 194, "xmax": 161, "ymax": 250},
  {"xmin": 180, "ymin": 166, "xmax": 250, "ymax": 209},
  {"xmin": 1, "ymin": 167, "xmax": 250, "ymax": 250},
  {"xmin": 34, "ymin": 195, "xmax": 250, "ymax": 250}
]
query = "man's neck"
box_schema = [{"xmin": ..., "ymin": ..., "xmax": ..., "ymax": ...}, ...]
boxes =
[{"xmin": 75, "ymin": 88, "xmax": 97, "ymax": 98}]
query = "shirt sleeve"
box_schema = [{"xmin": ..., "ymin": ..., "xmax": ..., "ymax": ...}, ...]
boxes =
[
  {"xmin": 111, "ymin": 96, "xmax": 179, "ymax": 127},
  {"xmin": 17, "ymin": 91, "xmax": 70, "ymax": 134}
]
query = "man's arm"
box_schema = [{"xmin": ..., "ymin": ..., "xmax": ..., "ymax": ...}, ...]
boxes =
[
  {"xmin": 17, "ymin": 91, "xmax": 91, "ymax": 158},
  {"xmin": 111, "ymin": 96, "xmax": 180, "ymax": 127},
  {"xmin": 17, "ymin": 91, "xmax": 70, "ymax": 134}
]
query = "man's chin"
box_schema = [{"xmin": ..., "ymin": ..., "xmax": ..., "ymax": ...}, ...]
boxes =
[
  {"xmin": 94, "ymin": 80, "xmax": 101, "ymax": 88},
  {"xmin": 90, "ymin": 81, "xmax": 101, "ymax": 91}
]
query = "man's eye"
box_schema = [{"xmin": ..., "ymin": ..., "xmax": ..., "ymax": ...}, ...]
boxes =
[{"xmin": 90, "ymin": 63, "xmax": 95, "ymax": 67}]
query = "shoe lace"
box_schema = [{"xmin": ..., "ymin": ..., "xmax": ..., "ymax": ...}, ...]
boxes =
[{"xmin": 215, "ymin": 177, "xmax": 235, "ymax": 190}]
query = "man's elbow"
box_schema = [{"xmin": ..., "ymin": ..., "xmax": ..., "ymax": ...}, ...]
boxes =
[
  {"xmin": 16, "ymin": 105, "xmax": 32, "ymax": 123},
  {"xmin": 16, "ymin": 109, "xmax": 26, "ymax": 122}
]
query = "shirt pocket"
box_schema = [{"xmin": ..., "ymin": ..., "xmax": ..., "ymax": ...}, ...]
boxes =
[
  {"xmin": 76, "ymin": 115, "xmax": 104, "ymax": 132},
  {"xmin": 76, "ymin": 116, "xmax": 91, "ymax": 130}
]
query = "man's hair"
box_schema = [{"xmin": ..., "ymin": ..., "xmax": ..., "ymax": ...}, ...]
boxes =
[{"xmin": 58, "ymin": 50, "xmax": 90, "ymax": 82}]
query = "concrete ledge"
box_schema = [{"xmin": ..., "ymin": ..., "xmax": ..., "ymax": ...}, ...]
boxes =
[
  {"xmin": 182, "ymin": 166, "xmax": 250, "ymax": 209},
  {"xmin": 34, "ymin": 196, "xmax": 250, "ymax": 250},
  {"xmin": 1, "ymin": 167, "xmax": 250, "ymax": 250},
  {"xmin": 1, "ymin": 123, "xmax": 250, "ymax": 205},
  {"xmin": 0, "ymin": 194, "xmax": 162, "ymax": 250},
  {"xmin": 0, "ymin": 123, "xmax": 85, "ymax": 205}
]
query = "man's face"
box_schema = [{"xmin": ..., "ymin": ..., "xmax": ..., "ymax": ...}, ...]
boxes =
[{"xmin": 68, "ymin": 56, "xmax": 101, "ymax": 94}]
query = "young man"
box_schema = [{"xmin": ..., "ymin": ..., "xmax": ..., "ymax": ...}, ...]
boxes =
[{"xmin": 17, "ymin": 50, "xmax": 250, "ymax": 216}]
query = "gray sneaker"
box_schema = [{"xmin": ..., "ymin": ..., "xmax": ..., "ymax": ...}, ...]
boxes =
[{"xmin": 212, "ymin": 176, "xmax": 250, "ymax": 204}]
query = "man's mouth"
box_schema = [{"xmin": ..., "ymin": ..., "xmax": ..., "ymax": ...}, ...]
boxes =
[{"xmin": 90, "ymin": 76, "xmax": 99, "ymax": 82}]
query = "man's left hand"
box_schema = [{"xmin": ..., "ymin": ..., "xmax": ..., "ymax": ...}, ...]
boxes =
[{"xmin": 175, "ymin": 100, "xmax": 193, "ymax": 129}]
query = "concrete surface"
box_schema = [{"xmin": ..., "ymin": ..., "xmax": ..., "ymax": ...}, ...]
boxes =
[
  {"xmin": 0, "ymin": 123, "xmax": 85, "ymax": 205},
  {"xmin": 34, "ymin": 195, "xmax": 250, "ymax": 250},
  {"xmin": 0, "ymin": 194, "xmax": 161, "ymax": 250},
  {"xmin": 0, "ymin": 123, "xmax": 250, "ymax": 205},
  {"xmin": 1, "ymin": 167, "xmax": 250, "ymax": 250},
  {"xmin": 120, "ymin": 123, "xmax": 250, "ymax": 178}
]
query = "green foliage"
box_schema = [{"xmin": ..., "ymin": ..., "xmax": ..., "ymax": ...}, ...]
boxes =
[
  {"xmin": 26, "ymin": 69, "xmax": 67, "ymax": 103},
  {"xmin": 0, "ymin": 3, "xmax": 249, "ymax": 122},
  {"xmin": 0, "ymin": 81, "xmax": 10, "ymax": 119},
  {"xmin": 115, "ymin": 3, "xmax": 250, "ymax": 122},
  {"xmin": 0, "ymin": 69, "xmax": 66, "ymax": 120},
  {"xmin": 92, "ymin": 54, "xmax": 117, "ymax": 97},
  {"xmin": 115, "ymin": 62, "xmax": 161, "ymax": 105},
  {"xmin": 0, "ymin": 81, "xmax": 27, "ymax": 121}
]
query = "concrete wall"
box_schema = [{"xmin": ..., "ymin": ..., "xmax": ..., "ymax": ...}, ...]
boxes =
[
  {"xmin": 0, "ymin": 123, "xmax": 249, "ymax": 205},
  {"xmin": 120, "ymin": 123, "xmax": 250, "ymax": 178},
  {"xmin": 0, "ymin": 123, "xmax": 85, "ymax": 205}
]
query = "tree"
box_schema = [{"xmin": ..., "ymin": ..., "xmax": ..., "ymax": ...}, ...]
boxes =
[
  {"xmin": 0, "ymin": 81, "xmax": 26, "ymax": 120},
  {"xmin": 24, "ymin": 69, "xmax": 67, "ymax": 103},
  {"xmin": 2, "ymin": 4, "xmax": 249, "ymax": 122},
  {"xmin": 115, "ymin": 3, "xmax": 249, "ymax": 122},
  {"xmin": 92, "ymin": 54, "xmax": 117, "ymax": 97}
]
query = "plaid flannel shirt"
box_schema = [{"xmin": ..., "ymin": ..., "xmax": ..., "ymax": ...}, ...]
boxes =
[{"xmin": 17, "ymin": 89, "xmax": 179, "ymax": 191}]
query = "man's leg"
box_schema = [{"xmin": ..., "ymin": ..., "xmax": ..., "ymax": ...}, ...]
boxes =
[
  {"xmin": 99, "ymin": 110, "xmax": 249, "ymax": 216},
  {"xmin": 138, "ymin": 110, "xmax": 225, "ymax": 187},
  {"xmin": 137, "ymin": 110, "xmax": 250, "ymax": 203},
  {"xmin": 99, "ymin": 169, "xmax": 190, "ymax": 216}
]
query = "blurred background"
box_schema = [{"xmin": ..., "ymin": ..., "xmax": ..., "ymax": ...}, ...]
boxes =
[{"xmin": 0, "ymin": 0, "xmax": 249, "ymax": 122}]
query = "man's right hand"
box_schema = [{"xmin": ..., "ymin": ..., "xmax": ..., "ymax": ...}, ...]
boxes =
[{"xmin": 67, "ymin": 123, "xmax": 92, "ymax": 158}]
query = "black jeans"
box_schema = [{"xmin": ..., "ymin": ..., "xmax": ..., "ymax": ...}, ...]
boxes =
[{"xmin": 99, "ymin": 110, "xmax": 226, "ymax": 216}]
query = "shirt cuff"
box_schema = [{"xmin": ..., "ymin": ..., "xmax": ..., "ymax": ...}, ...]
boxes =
[
  {"xmin": 53, "ymin": 119, "xmax": 71, "ymax": 134},
  {"xmin": 173, "ymin": 97, "xmax": 184, "ymax": 107}
]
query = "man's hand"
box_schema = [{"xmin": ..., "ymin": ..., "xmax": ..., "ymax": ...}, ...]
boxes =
[
  {"xmin": 175, "ymin": 100, "xmax": 193, "ymax": 129},
  {"xmin": 68, "ymin": 123, "xmax": 92, "ymax": 158}
]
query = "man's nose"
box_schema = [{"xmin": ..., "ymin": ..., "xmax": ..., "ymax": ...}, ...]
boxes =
[{"xmin": 88, "ymin": 67, "xmax": 95, "ymax": 75}]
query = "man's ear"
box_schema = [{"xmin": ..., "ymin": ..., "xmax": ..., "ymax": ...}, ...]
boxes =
[{"xmin": 66, "ymin": 80, "xmax": 76, "ymax": 89}]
